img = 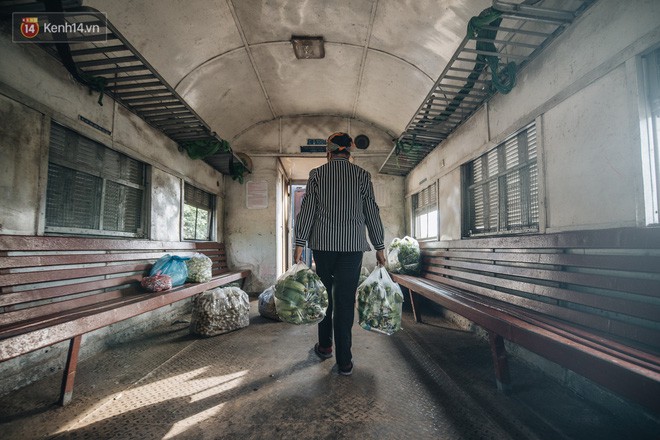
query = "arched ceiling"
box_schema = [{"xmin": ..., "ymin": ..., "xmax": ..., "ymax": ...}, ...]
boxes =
[{"xmin": 84, "ymin": 0, "xmax": 491, "ymax": 142}]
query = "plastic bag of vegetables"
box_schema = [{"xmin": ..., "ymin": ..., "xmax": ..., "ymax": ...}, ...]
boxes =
[
  {"xmin": 274, "ymin": 262, "xmax": 328, "ymax": 325},
  {"xmin": 258, "ymin": 285, "xmax": 280, "ymax": 321},
  {"xmin": 140, "ymin": 272, "xmax": 172, "ymax": 292},
  {"xmin": 150, "ymin": 254, "xmax": 189, "ymax": 287},
  {"xmin": 386, "ymin": 236, "xmax": 421, "ymax": 275},
  {"xmin": 190, "ymin": 286, "xmax": 250, "ymax": 337},
  {"xmin": 356, "ymin": 266, "xmax": 404, "ymax": 335},
  {"xmin": 358, "ymin": 266, "xmax": 370, "ymax": 286},
  {"xmin": 186, "ymin": 253, "xmax": 213, "ymax": 283}
]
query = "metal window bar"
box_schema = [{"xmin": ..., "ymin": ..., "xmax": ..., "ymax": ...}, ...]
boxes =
[
  {"xmin": 465, "ymin": 122, "xmax": 537, "ymax": 236},
  {"xmin": 45, "ymin": 123, "xmax": 146, "ymax": 236},
  {"xmin": 379, "ymin": 0, "xmax": 597, "ymax": 176}
]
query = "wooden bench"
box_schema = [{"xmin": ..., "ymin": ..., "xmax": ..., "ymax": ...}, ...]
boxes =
[
  {"xmin": 390, "ymin": 227, "xmax": 660, "ymax": 413},
  {"xmin": 0, "ymin": 235, "xmax": 251, "ymax": 405}
]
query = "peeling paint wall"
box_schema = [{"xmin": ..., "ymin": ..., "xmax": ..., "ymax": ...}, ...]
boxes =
[
  {"xmin": 406, "ymin": 0, "xmax": 660, "ymax": 237},
  {"xmin": 224, "ymin": 156, "xmax": 278, "ymax": 293},
  {"xmin": 150, "ymin": 168, "xmax": 182, "ymax": 241},
  {"xmin": 0, "ymin": 94, "xmax": 45, "ymax": 235}
]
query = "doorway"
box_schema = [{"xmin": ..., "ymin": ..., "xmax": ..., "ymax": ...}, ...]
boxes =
[{"xmin": 276, "ymin": 156, "xmax": 326, "ymax": 276}]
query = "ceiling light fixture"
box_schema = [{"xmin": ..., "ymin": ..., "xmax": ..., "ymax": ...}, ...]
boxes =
[{"xmin": 291, "ymin": 35, "xmax": 325, "ymax": 59}]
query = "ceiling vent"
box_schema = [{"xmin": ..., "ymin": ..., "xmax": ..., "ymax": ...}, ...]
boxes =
[{"xmin": 291, "ymin": 36, "xmax": 325, "ymax": 59}]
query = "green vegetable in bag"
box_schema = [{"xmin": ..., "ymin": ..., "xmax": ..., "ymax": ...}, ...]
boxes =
[
  {"xmin": 274, "ymin": 262, "xmax": 328, "ymax": 325},
  {"xmin": 386, "ymin": 236, "xmax": 421, "ymax": 275},
  {"xmin": 357, "ymin": 266, "xmax": 404, "ymax": 335}
]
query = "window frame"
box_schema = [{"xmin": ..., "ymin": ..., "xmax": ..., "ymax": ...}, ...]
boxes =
[
  {"xmin": 182, "ymin": 181, "xmax": 216, "ymax": 242},
  {"xmin": 462, "ymin": 122, "xmax": 539, "ymax": 237},
  {"xmin": 412, "ymin": 182, "xmax": 438, "ymax": 241},
  {"xmin": 44, "ymin": 122, "xmax": 147, "ymax": 238},
  {"xmin": 639, "ymin": 46, "xmax": 660, "ymax": 225}
]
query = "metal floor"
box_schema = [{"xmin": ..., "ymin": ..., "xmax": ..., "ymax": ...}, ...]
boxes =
[{"xmin": 1, "ymin": 300, "xmax": 659, "ymax": 440}]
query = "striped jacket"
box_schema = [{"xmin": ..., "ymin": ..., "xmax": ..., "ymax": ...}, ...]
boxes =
[{"xmin": 294, "ymin": 157, "xmax": 385, "ymax": 252}]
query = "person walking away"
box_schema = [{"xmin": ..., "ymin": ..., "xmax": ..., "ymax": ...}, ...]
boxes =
[{"xmin": 293, "ymin": 132, "xmax": 386, "ymax": 376}]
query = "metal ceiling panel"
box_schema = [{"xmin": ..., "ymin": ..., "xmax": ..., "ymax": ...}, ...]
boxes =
[
  {"xmin": 250, "ymin": 42, "xmax": 362, "ymax": 118},
  {"xmin": 369, "ymin": 0, "xmax": 491, "ymax": 77},
  {"xmin": 355, "ymin": 50, "xmax": 435, "ymax": 136},
  {"xmin": 175, "ymin": 49, "xmax": 274, "ymax": 141},
  {"xmin": 232, "ymin": 0, "xmax": 374, "ymax": 46}
]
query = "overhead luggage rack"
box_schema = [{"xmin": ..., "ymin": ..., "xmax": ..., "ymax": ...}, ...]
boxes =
[
  {"xmin": 2, "ymin": 1, "xmax": 245, "ymax": 174},
  {"xmin": 379, "ymin": 0, "xmax": 598, "ymax": 176}
]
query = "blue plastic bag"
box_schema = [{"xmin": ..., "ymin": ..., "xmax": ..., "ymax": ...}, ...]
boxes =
[{"xmin": 150, "ymin": 254, "xmax": 189, "ymax": 287}]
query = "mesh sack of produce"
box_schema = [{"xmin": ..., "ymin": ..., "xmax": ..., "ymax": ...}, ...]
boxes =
[
  {"xmin": 274, "ymin": 262, "xmax": 328, "ymax": 325},
  {"xmin": 140, "ymin": 272, "xmax": 172, "ymax": 292},
  {"xmin": 386, "ymin": 236, "xmax": 421, "ymax": 275},
  {"xmin": 356, "ymin": 266, "xmax": 404, "ymax": 335},
  {"xmin": 150, "ymin": 254, "xmax": 189, "ymax": 286},
  {"xmin": 186, "ymin": 253, "xmax": 213, "ymax": 283},
  {"xmin": 258, "ymin": 286, "xmax": 280, "ymax": 321},
  {"xmin": 190, "ymin": 286, "xmax": 250, "ymax": 337}
]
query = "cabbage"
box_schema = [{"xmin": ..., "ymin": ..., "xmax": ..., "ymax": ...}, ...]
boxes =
[{"xmin": 386, "ymin": 236, "xmax": 421, "ymax": 275}]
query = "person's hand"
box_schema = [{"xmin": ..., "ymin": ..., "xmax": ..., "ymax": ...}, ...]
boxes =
[
  {"xmin": 376, "ymin": 249, "xmax": 386, "ymax": 266},
  {"xmin": 294, "ymin": 246, "xmax": 304, "ymax": 263}
]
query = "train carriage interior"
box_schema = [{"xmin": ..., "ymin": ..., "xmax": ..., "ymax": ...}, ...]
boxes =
[{"xmin": 1, "ymin": 0, "xmax": 660, "ymax": 438}]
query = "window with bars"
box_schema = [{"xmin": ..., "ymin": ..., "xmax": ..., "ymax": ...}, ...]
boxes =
[
  {"xmin": 412, "ymin": 182, "xmax": 438, "ymax": 240},
  {"xmin": 183, "ymin": 182, "xmax": 215, "ymax": 241},
  {"xmin": 45, "ymin": 123, "xmax": 146, "ymax": 236},
  {"xmin": 463, "ymin": 122, "xmax": 539, "ymax": 236},
  {"xmin": 641, "ymin": 47, "xmax": 660, "ymax": 225}
]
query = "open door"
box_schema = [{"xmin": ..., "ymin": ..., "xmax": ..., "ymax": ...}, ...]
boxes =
[
  {"xmin": 276, "ymin": 161, "xmax": 289, "ymax": 278},
  {"xmin": 291, "ymin": 184, "xmax": 313, "ymax": 266}
]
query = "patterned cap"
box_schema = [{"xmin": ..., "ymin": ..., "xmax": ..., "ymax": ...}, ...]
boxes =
[{"xmin": 327, "ymin": 132, "xmax": 353, "ymax": 153}]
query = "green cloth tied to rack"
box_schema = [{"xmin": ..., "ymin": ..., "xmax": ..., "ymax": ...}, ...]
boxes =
[
  {"xmin": 181, "ymin": 139, "xmax": 231, "ymax": 160},
  {"xmin": 467, "ymin": 7, "xmax": 517, "ymax": 94}
]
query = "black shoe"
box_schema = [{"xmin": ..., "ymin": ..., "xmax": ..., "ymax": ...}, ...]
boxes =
[
  {"xmin": 338, "ymin": 362, "xmax": 353, "ymax": 376},
  {"xmin": 314, "ymin": 343, "xmax": 332, "ymax": 360}
]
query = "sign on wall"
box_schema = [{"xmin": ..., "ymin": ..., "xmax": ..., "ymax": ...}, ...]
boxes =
[{"xmin": 246, "ymin": 180, "xmax": 268, "ymax": 209}]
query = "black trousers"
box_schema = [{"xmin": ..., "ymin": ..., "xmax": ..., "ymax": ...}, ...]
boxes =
[{"xmin": 312, "ymin": 250, "xmax": 363, "ymax": 367}]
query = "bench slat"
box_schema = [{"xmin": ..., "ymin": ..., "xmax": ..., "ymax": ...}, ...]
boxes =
[
  {"xmin": 0, "ymin": 236, "xmax": 221, "ymax": 251},
  {"xmin": 0, "ymin": 252, "xmax": 162, "ymax": 269},
  {"xmin": 0, "ymin": 275, "xmax": 142, "ymax": 308},
  {"xmin": 425, "ymin": 249, "xmax": 660, "ymax": 273},
  {"xmin": 0, "ymin": 263, "xmax": 150, "ymax": 288},
  {"xmin": 422, "ymin": 262, "xmax": 660, "ymax": 321},
  {"xmin": 0, "ymin": 289, "xmax": 129, "ymax": 326},
  {"xmin": 422, "ymin": 227, "xmax": 660, "ymax": 250},
  {"xmin": 425, "ymin": 257, "xmax": 660, "ymax": 298}
]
